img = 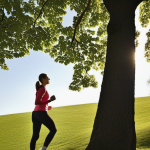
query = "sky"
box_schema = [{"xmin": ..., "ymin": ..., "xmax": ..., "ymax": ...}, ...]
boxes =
[{"xmin": 0, "ymin": 5, "xmax": 150, "ymax": 116}]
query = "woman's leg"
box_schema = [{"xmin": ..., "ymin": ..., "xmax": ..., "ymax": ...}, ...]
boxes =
[
  {"xmin": 30, "ymin": 111, "xmax": 42, "ymax": 150},
  {"xmin": 34, "ymin": 111, "xmax": 57, "ymax": 148},
  {"xmin": 43, "ymin": 112, "xmax": 57, "ymax": 147}
]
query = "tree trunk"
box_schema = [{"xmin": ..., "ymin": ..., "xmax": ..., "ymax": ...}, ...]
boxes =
[{"xmin": 85, "ymin": 0, "xmax": 143, "ymax": 150}]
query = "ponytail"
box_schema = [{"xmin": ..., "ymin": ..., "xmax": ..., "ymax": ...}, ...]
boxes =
[
  {"xmin": 35, "ymin": 73, "xmax": 47, "ymax": 91},
  {"xmin": 35, "ymin": 81, "xmax": 41, "ymax": 91}
]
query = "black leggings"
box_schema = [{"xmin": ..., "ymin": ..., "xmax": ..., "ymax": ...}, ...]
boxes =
[{"xmin": 30, "ymin": 111, "xmax": 57, "ymax": 150}]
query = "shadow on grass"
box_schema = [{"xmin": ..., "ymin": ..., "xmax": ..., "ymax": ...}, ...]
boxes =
[{"xmin": 136, "ymin": 127, "xmax": 150, "ymax": 148}]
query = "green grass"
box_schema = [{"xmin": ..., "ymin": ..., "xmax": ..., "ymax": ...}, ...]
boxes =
[{"xmin": 0, "ymin": 96, "xmax": 150, "ymax": 150}]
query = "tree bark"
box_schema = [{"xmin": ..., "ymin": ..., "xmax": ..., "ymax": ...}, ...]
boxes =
[{"xmin": 85, "ymin": 0, "xmax": 143, "ymax": 150}]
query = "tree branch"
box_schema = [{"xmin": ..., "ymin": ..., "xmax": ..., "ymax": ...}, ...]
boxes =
[
  {"xmin": 70, "ymin": 0, "xmax": 95, "ymax": 86},
  {"xmin": 71, "ymin": 0, "xmax": 91, "ymax": 47},
  {"xmin": 33, "ymin": 0, "xmax": 49, "ymax": 27},
  {"xmin": 75, "ymin": 38, "xmax": 82, "ymax": 44}
]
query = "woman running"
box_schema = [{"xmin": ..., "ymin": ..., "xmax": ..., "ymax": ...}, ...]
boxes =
[{"xmin": 30, "ymin": 73, "xmax": 57, "ymax": 150}]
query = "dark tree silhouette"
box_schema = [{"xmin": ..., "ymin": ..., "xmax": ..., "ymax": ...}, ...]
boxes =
[{"xmin": 85, "ymin": 0, "xmax": 144, "ymax": 149}]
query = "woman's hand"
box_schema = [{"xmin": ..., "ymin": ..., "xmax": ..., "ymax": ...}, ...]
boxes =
[
  {"xmin": 48, "ymin": 106, "xmax": 52, "ymax": 110},
  {"xmin": 50, "ymin": 95, "xmax": 56, "ymax": 101}
]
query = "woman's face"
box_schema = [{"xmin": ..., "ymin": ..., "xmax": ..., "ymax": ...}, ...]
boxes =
[{"xmin": 43, "ymin": 75, "xmax": 50, "ymax": 84}]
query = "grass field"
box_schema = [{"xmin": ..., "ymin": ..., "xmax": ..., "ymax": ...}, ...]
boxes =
[{"xmin": 0, "ymin": 96, "xmax": 150, "ymax": 150}]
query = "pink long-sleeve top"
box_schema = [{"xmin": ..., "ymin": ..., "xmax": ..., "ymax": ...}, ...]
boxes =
[{"xmin": 34, "ymin": 85, "xmax": 50, "ymax": 111}]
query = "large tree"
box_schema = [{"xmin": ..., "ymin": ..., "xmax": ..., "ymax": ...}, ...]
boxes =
[
  {"xmin": 0, "ymin": 0, "xmax": 150, "ymax": 149},
  {"xmin": 85, "ymin": 0, "xmax": 146, "ymax": 150}
]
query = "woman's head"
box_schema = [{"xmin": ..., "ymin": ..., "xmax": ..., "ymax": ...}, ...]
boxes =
[{"xmin": 35, "ymin": 73, "xmax": 50, "ymax": 91}]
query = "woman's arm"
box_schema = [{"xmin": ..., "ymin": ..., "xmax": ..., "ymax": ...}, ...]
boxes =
[{"xmin": 35, "ymin": 87, "xmax": 51, "ymax": 105}]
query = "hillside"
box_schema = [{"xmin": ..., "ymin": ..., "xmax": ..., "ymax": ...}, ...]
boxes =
[{"xmin": 0, "ymin": 96, "xmax": 150, "ymax": 150}]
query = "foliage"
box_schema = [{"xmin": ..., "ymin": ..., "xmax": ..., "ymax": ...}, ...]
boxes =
[
  {"xmin": 138, "ymin": 0, "xmax": 150, "ymax": 63},
  {"xmin": 0, "ymin": 0, "xmax": 150, "ymax": 91},
  {"xmin": 135, "ymin": 30, "xmax": 140, "ymax": 48}
]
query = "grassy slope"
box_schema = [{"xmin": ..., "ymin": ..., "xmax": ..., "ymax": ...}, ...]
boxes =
[
  {"xmin": 0, "ymin": 96, "xmax": 150, "ymax": 150},
  {"xmin": 135, "ymin": 96, "xmax": 150, "ymax": 149}
]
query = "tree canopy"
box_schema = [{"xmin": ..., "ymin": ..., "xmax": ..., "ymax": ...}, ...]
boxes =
[{"xmin": 0, "ymin": 0, "xmax": 149, "ymax": 91}]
